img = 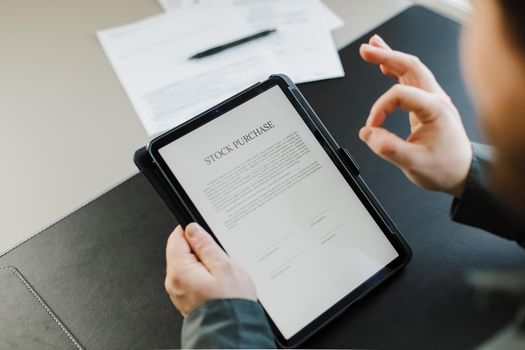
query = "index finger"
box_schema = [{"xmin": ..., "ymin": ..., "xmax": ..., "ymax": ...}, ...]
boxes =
[
  {"xmin": 360, "ymin": 44, "xmax": 444, "ymax": 94},
  {"xmin": 367, "ymin": 84, "xmax": 439, "ymax": 128}
]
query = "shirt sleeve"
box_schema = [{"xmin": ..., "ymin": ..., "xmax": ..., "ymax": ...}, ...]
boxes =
[
  {"xmin": 450, "ymin": 143, "xmax": 525, "ymax": 248},
  {"xmin": 181, "ymin": 298, "xmax": 276, "ymax": 349}
]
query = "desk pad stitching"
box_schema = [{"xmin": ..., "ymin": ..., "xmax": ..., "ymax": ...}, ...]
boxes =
[{"xmin": 0, "ymin": 265, "xmax": 84, "ymax": 350}]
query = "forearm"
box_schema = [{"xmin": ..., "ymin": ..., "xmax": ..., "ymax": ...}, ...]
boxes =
[
  {"xmin": 450, "ymin": 143, "xmax": 525, "ymax": 248},
  {"xmin": 182, "ymin": 298, "xmax": 276, "ymax": 349}
]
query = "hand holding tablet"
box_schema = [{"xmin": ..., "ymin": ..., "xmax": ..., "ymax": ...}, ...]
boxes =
[
  {"xmin": 135, "ymin": 74, "xmax": 411, "ymax": 347},
  {"xmin": 165, "ymin": 223, "xmax": 257, "ymax": 316}
]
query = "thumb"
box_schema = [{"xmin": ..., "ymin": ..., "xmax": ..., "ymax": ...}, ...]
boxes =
[
  {"xmin": 359, "ymin": 126, "xmax": 420, "ymax": 169},
  {"xmin": 184, "ymin": 223, "xmax": 229, "ymax": 274}
]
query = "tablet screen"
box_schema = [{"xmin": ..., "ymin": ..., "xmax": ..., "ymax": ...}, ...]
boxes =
[{"xmin": 158, "ymin": 85, "xmax": 399, "ymax": 340}]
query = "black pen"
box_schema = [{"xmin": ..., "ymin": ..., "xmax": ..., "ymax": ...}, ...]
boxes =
[{"xmin": 189, "ymin": 29, "xmax": 277, "ymax": 60}]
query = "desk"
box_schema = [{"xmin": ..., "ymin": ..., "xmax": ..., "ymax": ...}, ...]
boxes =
[
  {"xmin": 0, "ymin": 0, "xmax": 471, "ymax": 253},
  {"xmin": 2, "ymin": 7, "xmax": 524, "ymax": 349}
]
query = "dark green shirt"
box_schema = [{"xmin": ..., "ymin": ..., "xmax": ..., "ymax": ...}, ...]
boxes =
[{"xmin": 182, "ymin": 299, "xmax": 275, "ymax": 348}]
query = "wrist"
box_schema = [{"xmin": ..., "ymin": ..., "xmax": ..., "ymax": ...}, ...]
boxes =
[
  {"xmin": 448, "ymin": 177, "xmax": 468, "ymax": 198},
  {"xmin": 447, "ymin": 143, "xmax": 474, "ymax": 198}
]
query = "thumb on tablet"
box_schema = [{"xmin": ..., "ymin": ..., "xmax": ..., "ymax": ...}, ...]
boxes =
[{"xmin": 184, "ymin": 222, "xmax": 229, "ymax": 273}]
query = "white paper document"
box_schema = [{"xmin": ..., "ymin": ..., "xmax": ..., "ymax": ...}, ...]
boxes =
[
  {"xmin": 317, "ymin": 0, "xmax": 345, "ymax": 30},
  {"xmin": 158, "ymin": 0, "xmax": 345, "ymax": 83},
  {"xmin": 97, "ymin": 5, "xmax": 284, "ymax": 135},
  {"xmin": 159, "ymin": 0, "xmax": 345, "ymax": 31},
  {"xmin": 98, "ymin": 0, "xmax": 345, "ymax": 135}
]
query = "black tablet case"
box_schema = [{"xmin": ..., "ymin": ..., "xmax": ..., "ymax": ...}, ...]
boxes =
[
  {"xmin": 2, "ymin": 6, "xmax": 525, "ymax": 349},
  {"xmin": 134, "ymin": 74, "xmax": 412, "ymax": 346}
]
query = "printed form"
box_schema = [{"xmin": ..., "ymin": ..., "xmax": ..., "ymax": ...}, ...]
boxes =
[
  {"xmin": 97, "ymin": 0, "xmax": 344, "ymax": 135},
  {"xmin": 159, "ymin": 0, "xmax": 345, "ymax": 83},
  {"xmin": 97, "ymin": 4, "xmax": 284, "ymax": 135}
]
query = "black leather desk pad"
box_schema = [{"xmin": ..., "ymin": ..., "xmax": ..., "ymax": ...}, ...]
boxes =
[
  {"xmin": 0, "ymin": 266, "xmax": 83, "ymax": 349},
  {"xmin": 1, "ymin": 6, "xmax": 524, "ymax": 349}
]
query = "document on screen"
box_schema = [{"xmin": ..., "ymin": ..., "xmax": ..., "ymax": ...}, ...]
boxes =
[{"xmin": 158, "ymin": 85, "xmax": 398, "ymax": 339}]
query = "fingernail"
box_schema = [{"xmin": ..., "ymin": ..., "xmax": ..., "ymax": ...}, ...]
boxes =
[
  {"xmin": 374, "ymin": 34, "xmax": 385, "ymax": 44},
  {"xmin": 186, "ymin": 223, "xmax": 203, "ymax": 238},
  {"xmin": 361, "ymin": 43, "xmax": 378, "ymax": 52}
]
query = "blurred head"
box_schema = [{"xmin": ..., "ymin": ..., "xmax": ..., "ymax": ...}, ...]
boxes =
[{"xmin": 461, "ymin": 0, "xmax": 525, "ymax": 212}]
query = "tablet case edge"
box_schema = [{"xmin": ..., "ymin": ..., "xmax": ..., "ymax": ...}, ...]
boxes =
[{"xmin": 134, "ymin": 147, "xmax": 192, "ymax": 226}]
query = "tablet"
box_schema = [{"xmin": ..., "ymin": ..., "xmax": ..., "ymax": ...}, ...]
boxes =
[{"xmin": 141, "ymin": 75, "xmax": 411, "ymax": 347}]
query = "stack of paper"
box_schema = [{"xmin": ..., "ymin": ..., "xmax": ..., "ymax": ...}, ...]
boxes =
[{"xmin": 97, "ymin": 0, "xmax": 345, "ymax": 135}]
